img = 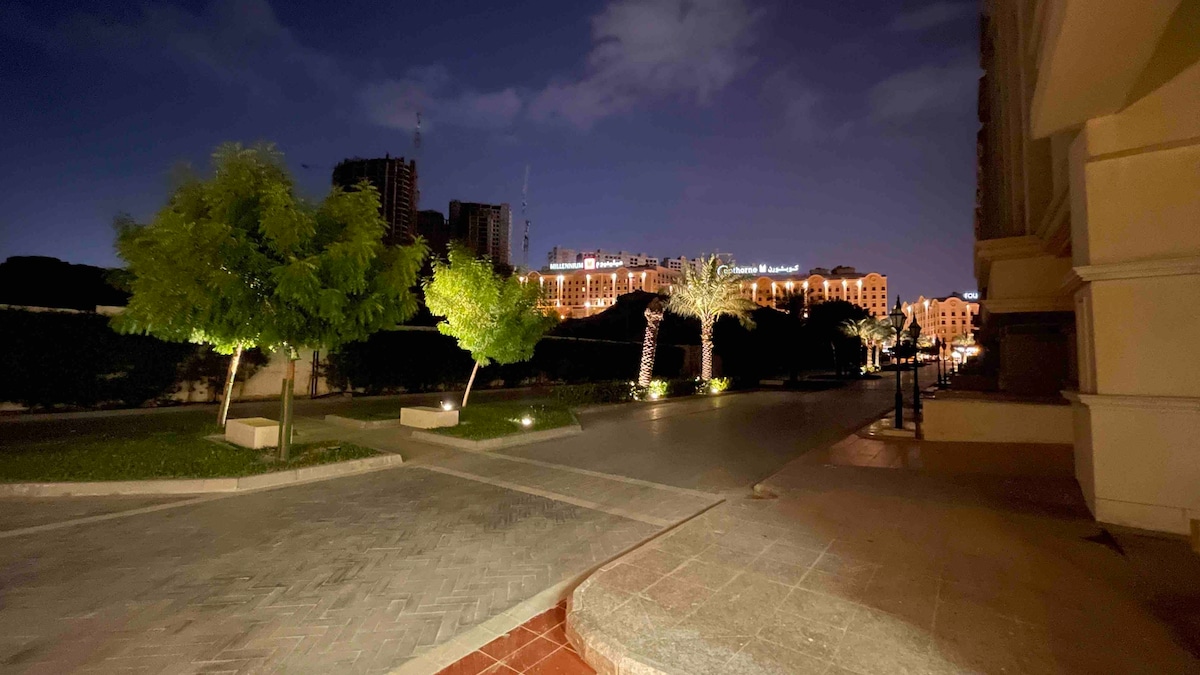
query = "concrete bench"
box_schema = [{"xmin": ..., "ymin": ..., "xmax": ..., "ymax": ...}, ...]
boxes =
[
  {"xmin": 400, "ymin": 406, "xmax": 459, "ymax": 429},
  {"xmin": 225, "ymin": 417, "xmax": 279, "ymax": 449}
]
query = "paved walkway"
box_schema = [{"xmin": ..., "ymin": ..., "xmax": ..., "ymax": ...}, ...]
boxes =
[
  {"xmin": 568, "ymin": 431, "xmax": 1200, "ymax": 674},
  {"xmin": 0, "ymin": 379, "xmax": 912, "ymax": 674},
  {"xmin": 502, "ymin": 383, "xmax": 903, "ymax": 493},
  {"xmin": 0, "ymin": 466, "xmax": 664, "ymax": 674}
]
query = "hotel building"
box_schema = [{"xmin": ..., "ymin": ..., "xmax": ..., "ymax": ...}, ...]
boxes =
[
  {"xmin": 737, "ymin": 266, "xmax": 890, "ymax": 319},
  {"xmin": 903, "ymin": 294, "xmax": 980, "ymax": 344},
  {"xmin": 523, "ymin": 263, "xmax": 680, "ymax": 319},
  {"xmin": 949, "ymin": 1, "xmax": 1200, "ymax": 536}
]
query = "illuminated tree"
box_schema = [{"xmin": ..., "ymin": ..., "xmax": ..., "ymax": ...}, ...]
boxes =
[
  {"xmin": 637, "ymin": 297, "xmax": 665, "ymax": 387},
  {"xmin": 840, "ymin": 318, "xmax": 876, "ymax": 371},
  {"xmin": 870, "ymin": 318, "xmax": 892, "ymax": 368},
  {"xmin": 424, "ymin": 244, "xmax": 557, "ymax": 407},
  {"xmin": 666, "ymin": 255, "xmax": 757, "ymax": 380},
  {"xmin": 115, "ymin": 142, "xmax": 426, "ymax": 458}
]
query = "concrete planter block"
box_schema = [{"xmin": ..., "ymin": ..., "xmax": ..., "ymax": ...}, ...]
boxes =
[
  {"xmin": 400, "ymin": 406, "xmax": 459, "ymax": 429},
  {"xmin": 225, "ymin": 417, "xmax": 279, "ymax": 449}
]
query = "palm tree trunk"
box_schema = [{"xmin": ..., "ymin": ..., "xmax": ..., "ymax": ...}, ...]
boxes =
[
  {"xmin": 638, "ymin": 305, "xmax": 664, "ymax": 387},
  {"xmin": 462, "ymin": 361, "xmax": 481, "ymax": 407},
  {"xmin": 217, "ymin": 346, "xmax": 242, "ymax": 428},
  {"xmin": 701, "ymin": 319, "xmax": 714, "ymax": 380}
]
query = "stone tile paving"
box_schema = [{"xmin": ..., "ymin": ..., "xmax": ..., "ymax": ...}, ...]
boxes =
[
  {"xmin": 502, "ymin": 387, "xmax": 905, "ymax": 493},
  {"xmin": 418, "ymin": 450, "xmax": 721, "ymax": 527},
  {"xmin": 0, "ymin": 467, "xmax": 658, "ymax": 674},
  {"xmin": 0, "ymin": 495, "xmax": 191, "ymax": 533},
  {"xmin": 436, "ymin": 601, "xmax": 595, "ymax": 675},
  {"xmin": 568, "ymin": 433, "xmax": 1200, "ymax": 675}
]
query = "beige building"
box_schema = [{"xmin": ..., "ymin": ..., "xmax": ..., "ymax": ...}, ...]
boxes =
[
  {"xmin": 523, "ymin": 265, "xmax": 680, "ymax": 319},
  {"xmin": 961, "ymin": 0, "xmax": 1200, "ymax": 535},
  {"xmin": 903, "ymin": 294, "xmax": 979, "ymax": 344},
  {"xmin": 737, "ymin": 266, "xmax": 889, "ymax": 319}
]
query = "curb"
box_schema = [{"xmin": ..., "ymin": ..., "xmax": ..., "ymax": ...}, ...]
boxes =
[
  {"xmin": 324, "ymin": 414, "xmax": 401, "ymax": 430},
  {"xmin": 0, "ymin": 454, "xmax": 404, "ymax": 497},
  {"xmin": 411, "ymin": 424, "xmax": 583, "ymax": 451}
]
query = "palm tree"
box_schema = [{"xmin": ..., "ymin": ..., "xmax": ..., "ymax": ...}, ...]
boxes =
[
  {"xmin": 667, "ymin": 256, "xmax": 757, "ymax": 380},
  {"xmin": 840, "ymin": 318, "xmax": 877, "ymax": 372},
  {"xmin": 638, "ymin": 297, "xmax": 665, "ymax": 386},
  {"xmin": 869, "ymin": 318, "xmax": 892, "ymax": 369}
]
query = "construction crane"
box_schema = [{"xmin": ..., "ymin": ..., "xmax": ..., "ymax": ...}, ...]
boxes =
[
  {"xmin": 521, "ymin": 164, "xmax": 531, "ymax": 270},
  {"xmin": 413, "ymin": 112, "xmax": 422, "ymax": 154}
]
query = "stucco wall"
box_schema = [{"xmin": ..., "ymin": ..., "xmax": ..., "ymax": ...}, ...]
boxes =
[{"xmin": 922, "ymin": 397, "xmax": 1073, "ymax": 444}]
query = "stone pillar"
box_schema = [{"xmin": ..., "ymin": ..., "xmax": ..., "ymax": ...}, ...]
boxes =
[{"xmin": 1067, "ymin": 62, "xmax": 1200, "ymax": 534}]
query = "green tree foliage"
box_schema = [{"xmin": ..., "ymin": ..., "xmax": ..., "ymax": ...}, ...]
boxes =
[
  {"xmin": 423, "ymin": 244, "xmax": 556, "ymax": 406},
  {"xmin": 804, "ymin": 300, "xmax": 870, "ymax": 376},
  {"xmin": 666, "ymin": 256, "xmax": 757, "ymax": 380},
  {"xmin": 114, "ymin": 142, "xmax": 426, "ymax": 456}
]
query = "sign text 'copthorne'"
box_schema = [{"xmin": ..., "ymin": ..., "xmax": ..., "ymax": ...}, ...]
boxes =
[{"xmin": 718, "ymin": 263, "xmax": 802, "ymax": 276}]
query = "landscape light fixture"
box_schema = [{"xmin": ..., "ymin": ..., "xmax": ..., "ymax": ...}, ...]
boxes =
[
  {"xmin": 889, "ymin": 296, "xmax": 906, "ymax": 429},
  {"xmin": 520, "ymin": 416, "xmax": 533, "ymax": 427},
  {"xmin": 441, "ymin": 401, "xmax": 454, "ymax": 411}
]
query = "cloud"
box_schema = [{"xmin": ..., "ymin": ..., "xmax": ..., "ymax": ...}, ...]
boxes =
[
  {"xmin": 763, "ymin": 70, "xmax": 822, "ymax": 139},
  {"xmin": 361, "ymin": 66, "xmax": 522, "ymax": 132},
  {"xmin": 868, "ymin": 55, "xmax": 979, "ymax": 123},
  {"xmin": 11, "ymin": 0, "xmax": 760, "ymax": 134},
  {"xmin": 529, "ymin": 0, "xmax": 761, "ymax": 128},
  {"xmin": 16, "ymin": 0, "xmax": 343, "ymax": 97},
  {"xmin": 887, "ymin": 2, "xmax": 976, "ymax": 32}
]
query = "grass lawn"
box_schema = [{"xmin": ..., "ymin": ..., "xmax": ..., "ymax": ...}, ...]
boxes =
[
  {"xmin": 432, "ymin": 401, "xmax": 577, "ymax": 440},
  {"xmin": 0, "ymin": 412, "xmax": 377, "ymax": 482}
]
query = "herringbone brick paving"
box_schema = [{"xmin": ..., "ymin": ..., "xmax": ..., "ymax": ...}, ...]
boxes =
[{"xmin": 0, "ymin": 467, "xmax": 658, "ymax": 674}]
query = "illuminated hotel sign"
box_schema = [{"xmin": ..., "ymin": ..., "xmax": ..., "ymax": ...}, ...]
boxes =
[
  {"xmin": 548, "ymin": 257, "xmax": 624, "ymax": 271},
  {"xmin": 718, "ymin": 263, "xmax": 802, "ymax": 276},
  {"xmin": 963, "ymin": 291, "xmax": 980, "ymax": 300}
]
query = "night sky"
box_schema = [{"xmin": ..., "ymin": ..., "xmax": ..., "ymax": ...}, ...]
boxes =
[{"xmin": 0, "ymin": 0, "xmax": 981, "ymax": 302}]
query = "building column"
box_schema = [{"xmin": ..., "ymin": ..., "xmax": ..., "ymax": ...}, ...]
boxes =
[{"xmin": 1067, "ymin": 104, "xmax": 1200, "ymax": 534}]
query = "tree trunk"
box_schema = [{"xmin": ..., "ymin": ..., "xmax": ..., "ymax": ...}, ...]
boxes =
[
  {"xmin": 217, "ymin": 346, "xmax": 242, "ymax": 428},
  {"xmin": 462, "ymin": 361, "xmax": 481, "ymax": 407},
  {"xmin": 277, "ymin": 354, "xmax": 296, "ymax": 462},
  {"xmin": 700, "ymin": 319, "xmax": 714, "ymax": 381},
  {"xmin": 638, "ymin": 302, "xmax": 664, "ymax": 387}
]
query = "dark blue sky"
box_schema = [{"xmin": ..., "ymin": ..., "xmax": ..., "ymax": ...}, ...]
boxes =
[{"xmin": 0, "ymin": 0, "xmax": 981, "ymax": 301}]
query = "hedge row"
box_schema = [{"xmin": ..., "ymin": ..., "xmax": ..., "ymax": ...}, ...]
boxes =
[
  {"xmin": 323, "ymin": 329, "xmax": 686, "ymax": 394},
  {"xmin": 0, "ymin": 309, "xmax": 265, "ymax": 409}
]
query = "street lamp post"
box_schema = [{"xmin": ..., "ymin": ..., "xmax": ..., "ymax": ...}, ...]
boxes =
[
  {"xmin": 888, "ymin": 297, "xmax": 906, "ymax": 429},
  {"xmin": 933, "ymin": 338, "xmax": 940, "ymax": 386},
  {"xmin": 909, "ymin": 317, "xmax": 922, "ymax": 424}
]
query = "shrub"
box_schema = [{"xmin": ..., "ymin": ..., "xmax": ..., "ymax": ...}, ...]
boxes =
[
  {"xmin": 551, "ymin": 381, "xmax": 637, "ymax": 406},
  {"xmin": 702, "ymin": 377, "xmax": 732, "ymax": 394}
]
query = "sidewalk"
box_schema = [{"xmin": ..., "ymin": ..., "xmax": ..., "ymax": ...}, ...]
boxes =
[{"xmin": 567, "ymin": 430, "xmax": 1200, "ymax": 674}]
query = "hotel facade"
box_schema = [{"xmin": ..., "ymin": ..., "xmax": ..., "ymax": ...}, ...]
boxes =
[
  {"xmin": 523, "ymin": 263, "xmax": 681, "ymax": 319},
  {"xmin": 526, "ymin": 257, "xmax": 887, "ymax": 321},
  {"xmin": 735, "ymin": 266, "xmax": 890, "ymax": 319},
  {"xmin": 903, "ymin": 294, "xmax": 980, "ymax": 345},
  {"xmin": 952, "ymin": 0, "xmax": 1200, "ymax": 536}
]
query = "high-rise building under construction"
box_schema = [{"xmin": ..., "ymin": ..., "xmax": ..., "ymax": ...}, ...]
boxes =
[{"xmin": 331, "ymin": 156, "xmax": 417, "ymax": 246}]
